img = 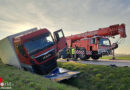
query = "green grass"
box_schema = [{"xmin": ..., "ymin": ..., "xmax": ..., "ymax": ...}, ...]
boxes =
[
  {"xmin": 58, "ymin": 62, "xmax": 130, "ymax": 90},
  {"xmin": 0, "ymin": 60, "xmax": 77, "ymax": 90},
  {"xmin": 1, "ymin": 58, "xmax": 130, "ymax": 90},
  {"xmin": 101, "ymin": 56, "xmax": 130, "ymax": 60}
]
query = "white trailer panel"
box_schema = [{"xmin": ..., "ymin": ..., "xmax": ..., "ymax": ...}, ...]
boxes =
[
  {"xmin": 0, "ymin": 28, "xmax": 37, "ymax": 68},
  {"xmin": 0, "ymin": 37, "xmax": 21, "ymax": 68}
]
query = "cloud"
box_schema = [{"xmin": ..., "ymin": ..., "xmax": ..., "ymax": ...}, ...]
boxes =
[
  {"xmin": 0, "ymin": 0, "xmax": 56, "ymax": 32},
  {"xmin": 0, "ymin": 0, "xmax": 130, "ymax": 54}
]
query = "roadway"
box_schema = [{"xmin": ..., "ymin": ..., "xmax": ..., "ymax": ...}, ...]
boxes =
[{"xmin": 58, "ymin": 59, "xmax": 130, "ymax": 67}]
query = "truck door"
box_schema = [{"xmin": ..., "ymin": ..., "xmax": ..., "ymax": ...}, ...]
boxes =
[
  {"xmin": 90, "ymin": 38, "xmax": 98, "ymax": 51},
  {"xmin": 53, "ymin": 29, "xmax": 67, "ymax": 51}
]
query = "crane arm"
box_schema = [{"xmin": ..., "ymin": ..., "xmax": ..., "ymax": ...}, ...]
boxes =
[{"xmin": 66, "ymin": 24, "xmax": 126, "ymax": 41}]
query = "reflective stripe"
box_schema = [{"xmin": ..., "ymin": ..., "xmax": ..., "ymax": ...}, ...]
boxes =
[
  {"xmin": 75, "ymin": 50, "xmax": 84, "ymax": 54},
  {"xmin": 72, "ymin": 48, "xmax": 75, "ymax": 54},
  {"xmin": 75, "ymin": 50, "xmax": 92, "ymax": 55}
]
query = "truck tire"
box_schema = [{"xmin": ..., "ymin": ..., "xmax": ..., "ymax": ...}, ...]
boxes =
[
  {"xmin": 79, "ymin": 54, "xmax": 86, "ymax": 60},
  {"xmin": 91, "ymin": 55, "xmax": 99, "ymax": 60},
  {"xmin": 79, "ymin": 48, "xmax": 86, "ymax": 60},
  {"xmin": 85, "ymin": 55, "xmax": 90, "ymax": 60}
]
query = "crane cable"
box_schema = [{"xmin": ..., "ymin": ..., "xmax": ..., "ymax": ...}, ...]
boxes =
[{"xmin": 115, "ymin": 38, "xmax": 126, "ymax": 45}]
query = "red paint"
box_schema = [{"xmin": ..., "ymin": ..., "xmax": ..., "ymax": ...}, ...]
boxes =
[
  {"xmin": 13, "ymin": 28, "xmax": 57, "ymax": 65},
  {"xmin": 0, "ymin": 77, "xmax": 3, "ymax": 83}
]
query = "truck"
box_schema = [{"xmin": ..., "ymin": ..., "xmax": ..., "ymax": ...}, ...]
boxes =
[
  {"xmin": 0, "ymin": 28, "xmax": 79, "ymax": 82},
  {"xmin": 65, "ymin": 24, "xmax": 126, "ymax": 60}
]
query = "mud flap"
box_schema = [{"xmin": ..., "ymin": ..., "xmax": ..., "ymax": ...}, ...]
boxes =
[{"xmin": 44, "ymin": 67, "xmax": 80, "ymax": 82}]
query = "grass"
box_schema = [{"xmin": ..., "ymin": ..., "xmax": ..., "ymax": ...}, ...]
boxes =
[
  {"xmin": 58, "ymin": 62, "xmax": 130, "ymax": 90},
  {"xmin": 101, "ymin": 56, "xmax": 130, "ymax": 60},
  {"xmin": 0, "ymin": 60, "xmax": 77, "ymax": 90},
  {"xmin": 1, "ymin": 58, "xmax": 130, "ymax": 90}
]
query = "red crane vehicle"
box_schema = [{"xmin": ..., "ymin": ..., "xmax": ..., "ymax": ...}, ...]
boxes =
[
  {"xmin": 0, "ymin": 28, "xmax": 79, "ymax": 81},
  {"xmin": 65, "ymin": 24, "xmax": 127, "ymax": 60}
]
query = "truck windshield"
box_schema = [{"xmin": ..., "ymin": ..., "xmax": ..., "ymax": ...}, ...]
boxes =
[
  {"xmin": 98, "ymin": 38, "xmax": 110, "ymax": 46},
  {"xmin": 24, "ymin": 33, "xmax": 54, "ymax": 55}
]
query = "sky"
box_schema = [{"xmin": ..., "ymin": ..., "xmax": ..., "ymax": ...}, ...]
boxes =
[{"xmin": 0, "ymin": 0, "xmax": 130, "ymax": 54}]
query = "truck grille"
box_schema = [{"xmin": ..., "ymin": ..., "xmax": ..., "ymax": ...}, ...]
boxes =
[
  {"xmin": 32, "ymin": 57, "xmax": 57, "ymax": 75},
  {"xmin": 34, "ymin": 49, "xmax": 57, "ymax": 75},
  {"xmin": 43, "ymin": 58, "xmax": 57, "ymax": 74},
  {"xmin": 35, "ymin": 49, "xmax": 55, "ymax": 63}
]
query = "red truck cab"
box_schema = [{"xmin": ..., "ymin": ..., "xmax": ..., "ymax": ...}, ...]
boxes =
[
  {"xmin": 90, "ymin": 37, "xmax": 112, "ymax": 57},
  {"xmin": 13, "ymin": 28, "xmax": 66, "ymax": 75}
]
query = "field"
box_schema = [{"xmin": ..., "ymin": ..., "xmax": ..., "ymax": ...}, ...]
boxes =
[
  {"xmin": 101, "ymin": 56, "xmax": 130, "ymax": 60},
  {"xmin": 58, "ymin": 62, "xmax": 130, "ymax": 90},
  {"xmin": 0, "ymin": 59, "xmax": 130, "ymax": 90},
  {"xmin": 0, "ymin": 60, "xmax": 77, "ymax": 90}
]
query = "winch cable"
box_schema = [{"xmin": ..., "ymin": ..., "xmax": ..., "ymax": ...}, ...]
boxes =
[{"xmin": 115, "ymin": 37, "xmax": 126, "ymax": 45}]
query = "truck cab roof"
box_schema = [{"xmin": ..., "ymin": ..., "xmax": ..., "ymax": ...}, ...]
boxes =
[{"xmin": 14, "ymin": 28, "xmax": 49, "ymax": 43}]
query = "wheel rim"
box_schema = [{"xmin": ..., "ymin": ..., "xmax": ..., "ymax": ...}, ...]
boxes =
[{"xmin": 80, "ymin": 54, "xmax": 86, "ymax": 60}]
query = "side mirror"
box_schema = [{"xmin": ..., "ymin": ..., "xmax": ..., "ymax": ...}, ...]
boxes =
[{"xmin": 111, "ymin": 43, "xmax": 118, "ymax": 50}]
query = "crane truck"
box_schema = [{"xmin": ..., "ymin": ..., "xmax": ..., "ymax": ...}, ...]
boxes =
[
  {"xmin": 0, "ymin": 28, "xmax": 79, "ymax": 82},
  {"xmin": 64, "ymin": 24, "xmax": 126, "ymax": 60}
]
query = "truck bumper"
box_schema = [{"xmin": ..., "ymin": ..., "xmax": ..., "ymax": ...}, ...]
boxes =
[
  {"xmin": 98, "ymin": 49, "xmax": 112, "ymax": 55},
  {"xmin": 44, "ymin": 67, "xmax": 80, "ymax": 82}
]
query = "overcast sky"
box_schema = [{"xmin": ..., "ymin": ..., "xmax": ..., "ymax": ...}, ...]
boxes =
[{"xmin": 0, "ymin": 0, "xmax": 130, "ymax": 54}]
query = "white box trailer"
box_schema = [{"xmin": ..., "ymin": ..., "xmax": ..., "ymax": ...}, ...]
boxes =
[{"xmin": 0, "ymin": 28, "xmax": 37, "ymax": 68}]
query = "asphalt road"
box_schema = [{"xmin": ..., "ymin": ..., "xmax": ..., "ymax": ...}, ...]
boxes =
[{"xmin": 58, "ymin": 59, "xmax": 130, "ymax": 67}]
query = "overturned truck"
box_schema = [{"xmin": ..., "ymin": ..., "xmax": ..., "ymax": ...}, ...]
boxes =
[{"xmin": 0, "ymin": 28, "xmax": 79, "ymax": 81}]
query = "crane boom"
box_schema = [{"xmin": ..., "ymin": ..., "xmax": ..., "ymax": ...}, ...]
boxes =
[{"xmin": 66, "ymin": 24, "xmax": 126, "ymax": 42}]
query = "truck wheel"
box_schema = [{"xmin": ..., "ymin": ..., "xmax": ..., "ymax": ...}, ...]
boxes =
[
  {"xmin": 80, "ymin": 54, "xmax": 86, "ymax": 60},
  {"xmin": 85, "ymin": 56, "xmax": 90, "ymax": 60},
  {"xmin": 92, "ymin": 55, "xmax": 99, "ymax": 60},
  {"xmin": 79, "ymin": 48, "xmax": 86, "ymax": 60}
]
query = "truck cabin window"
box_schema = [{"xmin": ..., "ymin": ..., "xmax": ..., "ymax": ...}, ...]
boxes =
[
  {"xmin": 91, "ymin": 38, "xmax": 96, "ymax": 44},
  {"xmin": 55, "ymin": 31, "xmax": 64, "ymax": 42},
  {"xmin": 98, "ymin": 38, "xmax": 110, "ymax": 46},
  {"xmin": 58, "ymin": 31, "xmax": 63, "ymax": 38},
  {"xmin": 24, "ymin": 33, "xmax": 54, "ymax": 55}
]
